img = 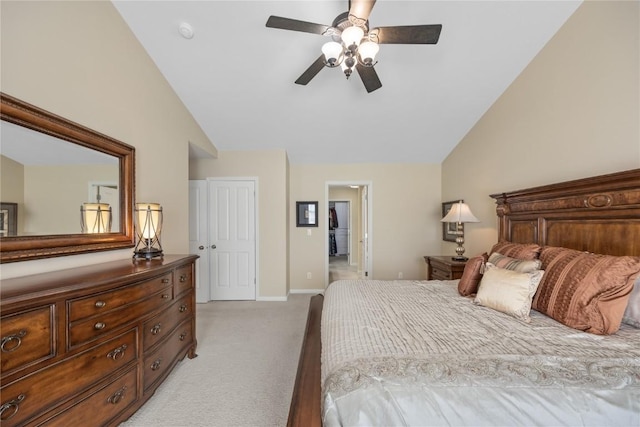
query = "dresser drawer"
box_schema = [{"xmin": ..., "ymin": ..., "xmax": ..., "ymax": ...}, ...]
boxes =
[
  {"xmin": 68, "ymin": 272, "xmax": 173, "ymax": 322},
  {"xmin": 36, "ymin": 365, "xmax": 138, "ymax": 427},
  {"xmin": 174, "ymin": 264, "xmax": 194, "ymax": 297},
  {"xmin": 143, "ymin": 293, "xmax": 193, "ymax": 352},
  {"xmin": 431, "ymin": 265, "xmax": 453, "ymax": 280},
  {"xmin": 69, "ymin": 288, "xmax": 173, "ymax": 348},
  {"xmin": 1, "ymin": 306, "xmax": 55, "ymax": 376},
  {"xmin": 143, "ymin": 319, "xmax": 193, "ymax": 392},
  {"xmin": 0, "ymin": 329, "xmax": 136, "ymax": 427}
]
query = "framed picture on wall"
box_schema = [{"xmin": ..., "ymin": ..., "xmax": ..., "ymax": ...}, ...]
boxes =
[
  {"xmin": 0, "ymin": 202, "xmax": 17, "ymax": 236},
  {"xmin": 296, "ymin": 201, "xmax": 318, "ymax": 227},
  {"xmin": 442, "ymin": 200, "xmax": 461, "ymax": 242}
]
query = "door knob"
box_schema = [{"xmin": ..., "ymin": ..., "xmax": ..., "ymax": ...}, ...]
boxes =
[
  {"xmin": 211, "ymin": 245, "xmax": 217, "ymax": 249},
  {"xmin": 198, "ymin": 246, "xmax": 204, "ymax": 250}
]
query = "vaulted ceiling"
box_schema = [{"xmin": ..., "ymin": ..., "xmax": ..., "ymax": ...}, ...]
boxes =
[{"xmin": 112, "ymin": 0, "xmax": 581, "ymax": 164}]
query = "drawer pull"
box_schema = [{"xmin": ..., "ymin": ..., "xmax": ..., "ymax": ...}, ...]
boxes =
[
  {"xmin": 95, "ymin": 300, "xmax": 106, "ymax": 308},
  {"xmin": 151, "ymin": 323, "xmax": 162, "ymax": 335},
  {"xmin": 107, "ymin": 344, "xmax": 128, "ymax": 361},
  {"xmin": 94, "ymin": 322, "xmax": 107, "ymax": 330},
  {"xmin": 179, "ymin": 332, "xmax": 187, "ymax": 341},
  {"xmin": 161, "ymin": 278, "xmax": 170, "ymax": 284},
  {"xmin": 180, "ymin": 274, "xmax": 187, "ymax": 282},
  {"xmin": 1, "ymin": 330, "xmax": 27, "ymax": 353},
  {"xmin": 179, "ymin": 305, "xmax": 187, "ymax": 313},
  {"xmin": 107, "ymin": 386, "xmax": 127, "ymax": 405},
  {"xmin": 161, "ymin": 294, "xmax": 170, "ymax": 300},
  {"xmin": 151, "ymin": 358, "xmax": 162, "ymax": 371},
  {"xmin": 0, "ymin": 393, "xmax": 25, "ymax": 421}
]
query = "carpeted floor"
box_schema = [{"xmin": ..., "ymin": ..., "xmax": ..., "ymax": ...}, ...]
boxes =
[
  {"xmin": 329, "ymin": 255, "xmax": 359, "ymax": 282},
  {"xmin": 119, "ymin": 294, "xmax": 312, "ymax": 427}
]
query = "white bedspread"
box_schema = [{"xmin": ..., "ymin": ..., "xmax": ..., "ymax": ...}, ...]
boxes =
[{"xmin": 321, "ymin": 280, "xmax": 640, "ymax": 427}]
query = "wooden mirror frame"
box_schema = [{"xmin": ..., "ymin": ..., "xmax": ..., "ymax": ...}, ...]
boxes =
[{"xmin": 1, "ymin": 92, "xmax": 135, "ymax": 263}]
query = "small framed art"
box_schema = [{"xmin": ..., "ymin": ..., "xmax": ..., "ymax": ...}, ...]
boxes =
[
  {"xmin": 442, "ymin": 200, "xmax": 461, "ymax": 242},
  {"xmin": 296, "ymin": 201, "xmax": 318, "ymax": 227}
]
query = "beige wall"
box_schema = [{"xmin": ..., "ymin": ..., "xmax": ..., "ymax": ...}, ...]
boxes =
[
  {"xmin": 442, "ymin": 0, "xmax": 640, "ymax": 258},
  {"xmin": 1, "ymin": 1, "xmax": 216, "ymax": 279},
  {"xmin": 189, "ymin": 150, "xmax": 289, "ymax": 298},
  {"xmin": 290, "ymin": 163, "xmax": 442, "ymax": 290}
]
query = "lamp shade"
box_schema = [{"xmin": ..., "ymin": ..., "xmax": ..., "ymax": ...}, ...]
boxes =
[
  {"xmin": 341, "ymin": 25, "xmax": 364, "ymax": 46},
  {"xmin": 322, "ymin": 41, "xmax": 343, "ymax": 66},
  {"xmin": 134, "ymin": 202, "xmax": 163, "ymax": 259},
  {"xmin": 441, "ymin": 201, "xmax": 479, "ymax": 223},
  {"xmin": 358, "ymin": 41, "xmax": 379, "ymax": 65},
  {"xmin": 80, "ymin": 203, "xmax": 111, "ymax": 233}
]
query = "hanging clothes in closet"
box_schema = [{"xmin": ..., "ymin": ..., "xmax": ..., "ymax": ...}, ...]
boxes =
[{"xmin": 329, "ymin": 207, "xmax": 338, "ymax": 255}]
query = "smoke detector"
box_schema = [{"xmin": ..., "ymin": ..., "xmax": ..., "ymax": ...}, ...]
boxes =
[{"xmin": 178, "ymin": 22, "xmax": 194, "ymax": 39}]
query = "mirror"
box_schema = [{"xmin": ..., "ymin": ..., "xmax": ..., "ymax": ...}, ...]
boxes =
[{"xmin": 0, "ymin": 92, "xmax": 135, "ymax": 263}]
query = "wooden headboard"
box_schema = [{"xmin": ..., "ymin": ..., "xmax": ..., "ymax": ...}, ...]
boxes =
[{"xmin": 490, "ymin": 168, "xmax": 640, "ymax": 256}]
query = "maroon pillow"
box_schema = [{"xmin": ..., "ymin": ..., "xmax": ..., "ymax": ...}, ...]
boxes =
[
  {"xmin": 532, "ymin": 246, "xmax": 640, "ymax": 335},
  {"xmin": 490, "ymin": 241, "xmax": 541, "ymax": 260},
  {"xmin": 458, "ymin": 253, "xmax": 489, "ymax": 296}
]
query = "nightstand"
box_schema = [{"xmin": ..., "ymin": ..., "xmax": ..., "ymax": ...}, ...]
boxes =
[{"xmin": 424, "ymin": 256, "xmax": 467, "ymax": 281}]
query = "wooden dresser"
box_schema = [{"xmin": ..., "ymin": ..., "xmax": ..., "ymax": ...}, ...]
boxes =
[{"xmin": 0, "ymin": 254, "xmax": 198, "ymax": 426}]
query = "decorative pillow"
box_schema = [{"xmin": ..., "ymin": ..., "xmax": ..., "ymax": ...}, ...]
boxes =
[
  {"xmin": 457, "ymin": 253, "xmax": 489, "ymax": 296},
  {"xmin": 474, "ymin": 264, "xmax": 544, "ymax": 322},
  {"xmin": 488, "ymin": 252, "xmax": 542, "ymax": 273},
  {"xmin": 622, "ymin": 275, "xmax": 640, "ymax": 328},
  {"xmin": 532, "ymin": 246, "xmax": 640, "ymax": 335},
  {"xmin": 489, "ymin": 241, "xmax": 541, "ymax": 260}
]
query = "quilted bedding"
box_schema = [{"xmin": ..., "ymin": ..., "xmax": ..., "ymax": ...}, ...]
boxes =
[{"xmin": 321, "ymin": 279, "xmax": 640, "ymax": 426}]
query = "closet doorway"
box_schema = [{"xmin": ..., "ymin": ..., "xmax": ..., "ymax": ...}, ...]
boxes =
[{"xmin": 326, "ymin": 181, "xmax": 373, "ymax": 286}]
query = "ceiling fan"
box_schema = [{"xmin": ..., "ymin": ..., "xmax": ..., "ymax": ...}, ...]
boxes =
[{"xmin": 266, "ymin": 0, "xmax": 442, "ymax": 93}]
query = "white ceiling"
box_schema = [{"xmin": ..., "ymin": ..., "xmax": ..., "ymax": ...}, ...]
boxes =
[{"xmin": 112, "ymin": 0, "xmax": 581, "ymax": 165}]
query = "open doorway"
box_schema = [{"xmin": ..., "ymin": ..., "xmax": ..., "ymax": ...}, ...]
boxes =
[{"xmin": 326, "ymin": 181, "xmax": 373, "ymax": 286}]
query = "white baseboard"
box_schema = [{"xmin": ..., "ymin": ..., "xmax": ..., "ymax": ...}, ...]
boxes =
[
  {"xmin": 256, "ymin": 296, "xmax": 288, "ymax": 302},
  {"xmin": 289, "ymin": 289, "xmax": 325, "ymax": 294}
]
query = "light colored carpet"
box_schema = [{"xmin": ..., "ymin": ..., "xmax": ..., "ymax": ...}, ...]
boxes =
[
  {"xmin": 329, "ymin": 255, "xmax": 360, "ymax": 282},
  {"xmin": 119, "ymin": 294, "xmax": 312, "ymax": 427}
]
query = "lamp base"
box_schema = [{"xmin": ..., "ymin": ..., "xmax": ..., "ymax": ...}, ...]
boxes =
[{"xmin": 133, "ymin": 249, "xmax": 163, "ymax": 261}]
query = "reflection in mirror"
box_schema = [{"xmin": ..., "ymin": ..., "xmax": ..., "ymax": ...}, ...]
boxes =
[
  {"xmin": 0, "ymin": 92, "xmax": 135, "ymax": 263},
  {"xmin": 1, "ymin": 120, "xmax": 120, "ymax": 236}
]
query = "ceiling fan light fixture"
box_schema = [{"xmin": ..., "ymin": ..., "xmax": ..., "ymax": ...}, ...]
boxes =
[
  {"xmin": 341, "ymin": 25, "xmax": 364, "ymax": 47},
  {"xmin": 358, "ymin": 40, "xmax": 379, "ymax": 66},
  {"xmin": 340, "ymin": 59, "xmax": 353, "ymax": 79},
  {"xmin": 322, "ymin": 41, "xmax": 343, "ymax": 67}
]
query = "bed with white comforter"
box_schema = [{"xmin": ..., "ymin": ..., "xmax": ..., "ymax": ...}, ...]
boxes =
[{"xmin": 321, "ymin": 279, "xmax": 640, "ymax": 426}]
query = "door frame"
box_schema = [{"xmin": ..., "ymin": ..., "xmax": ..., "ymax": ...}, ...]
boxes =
[{"xmin": 325, "ymin": 181, "xmax": 373, "ymax": 286}]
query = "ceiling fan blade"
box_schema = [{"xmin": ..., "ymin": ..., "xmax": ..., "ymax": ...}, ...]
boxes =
[
  {"xmin": 355, "ymin": 64, "xmax": 382, "ymax": 93},
  {"xmin": 349, "ymin": 0, "xmax": 376, "ymax": 22},
  {"xmin": 372, "ymin": 24, "xmax": 442, "ymax": 44},
  {"xmin": 295, "ymin": 55, "xmax": 326, "ymax": 85},
  {"xmin": 266, "ymin": 16, "xmax": 330, "ymax": 35}
]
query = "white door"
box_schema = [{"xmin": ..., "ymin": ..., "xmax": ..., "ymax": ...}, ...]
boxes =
[
  {"xmin": 209, "ymin": 179, "xmax": 256, "ymax": 300},
  {"xmin": 361, "ymin": 186, "xmax": 370, "ymax": 278},
  {"xmin": 189, "ymin": 180, "xmax": 209, "ymax": 303}
]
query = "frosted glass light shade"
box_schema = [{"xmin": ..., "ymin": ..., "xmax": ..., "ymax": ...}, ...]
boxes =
[
  {"xmin": 134, "ymin": 202, "xmax": 163, "ymax": 259},
  {"xmin": 358, "ymin": 41, "xmax": 379, "ymax": 65},
  {"xmin": 80, "ymin": 203, "xmax": 111, "ymax": 233},
  {"xmin": 441, "ymin": 201, "xmax": 480, "ymax": 223},
  {"xmin": 322, "ymin": 41, "xmax": 343, "ymax": 66},
  {"xmin": 341, "ymin": 26, "xmax": 364, "ymax": 46}
]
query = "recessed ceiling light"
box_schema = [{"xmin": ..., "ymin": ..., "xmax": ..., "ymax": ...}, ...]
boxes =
[{"xmin": 178, "ymin": 22, "xmax": 194, "ymax": 39}]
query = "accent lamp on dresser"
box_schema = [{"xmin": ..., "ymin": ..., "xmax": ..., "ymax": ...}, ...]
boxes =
[{"xmin": 0, "ymin": 254, "xmax": 198, "ymax": 426}]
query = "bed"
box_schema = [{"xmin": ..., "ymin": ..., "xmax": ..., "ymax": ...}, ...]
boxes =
[{"xmin": 287, "ymin": 168, "xmax": 640, "ymax": 427}]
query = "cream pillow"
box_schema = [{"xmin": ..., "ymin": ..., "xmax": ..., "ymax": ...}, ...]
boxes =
[{"xmin": 474, "ymin": 264, "xmax": 544, "ymax": 323}]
